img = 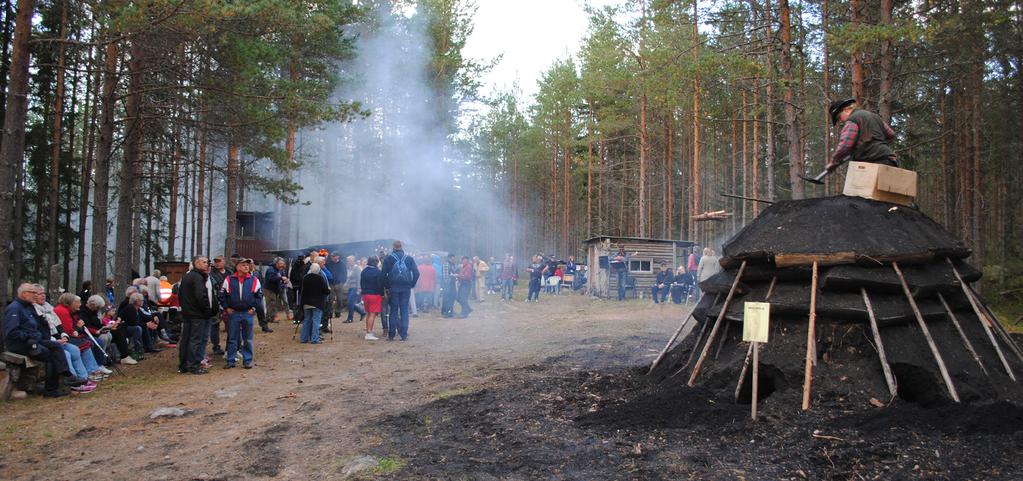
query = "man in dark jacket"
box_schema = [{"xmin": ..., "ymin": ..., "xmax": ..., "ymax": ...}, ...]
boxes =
[
  {"xmin": 381, "ymin": 240, "xmax": 420, "ymax": 341},
  {"xmin": 652, "ymin": 263, "xmax": 672, "ymax": 304},
  {"xmin": 218, "ymin": 259, "xmax": 263, "ymax": 369},
  {"xmin": 827, "ymin": 98, "xmax": 898, "ymax": 171},
  {"xmin": 456, "ymin": 256, "xmax": 474, "ymax": 318},
  {"xmin": 208, "ymin": 256, "xmax": 229, "ymax": 356},
  {"xmin": 325, "ymin": 252, "xmax": 347, "ymax": 321},
  {"xmin": 3, "ymin": 283, "xmax": 70, "ymax": 396},
  {"xmin": 178, "ymin": 257, "xmax": 215, "ymax": 374},
  {"xmin": 441, "ymin": 254, "xmax": 458, "ymax": 318}
]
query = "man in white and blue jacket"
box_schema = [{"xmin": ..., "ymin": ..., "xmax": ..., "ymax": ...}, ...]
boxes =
[{"xmin": 218, "ymin": 259, "xmax": 263, "ymax": 369}]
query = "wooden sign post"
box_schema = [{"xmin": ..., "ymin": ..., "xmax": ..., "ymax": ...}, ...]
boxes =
[{"xmin": 743, "ymin": 301, "xmax": 771, "ymax": 421}]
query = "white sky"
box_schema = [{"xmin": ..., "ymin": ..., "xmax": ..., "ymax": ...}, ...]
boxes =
[{"xmin": 463, "ymin": 0, "xmax": 621, "ymax": 104}]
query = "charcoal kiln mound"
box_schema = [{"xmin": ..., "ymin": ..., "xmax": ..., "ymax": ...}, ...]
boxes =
[{"xmin": 651, "ymin": 196, "xmax": 1023, "ymax": 416}]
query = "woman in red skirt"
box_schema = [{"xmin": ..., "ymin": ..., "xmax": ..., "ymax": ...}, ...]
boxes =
[{"xmin": 360, "ymin": 256, "xmax": 386, "ymax": 341}]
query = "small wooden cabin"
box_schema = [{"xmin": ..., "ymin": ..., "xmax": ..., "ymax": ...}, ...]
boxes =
[{"xmin": 583, "ymin": 235, "xmax": 696, "ymax": 299}]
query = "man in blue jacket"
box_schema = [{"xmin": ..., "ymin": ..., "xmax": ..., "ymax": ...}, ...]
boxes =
[
  {"xmin": 3, "ymin": 283, "xmax": 70, "ymax": 396},
  {"xmin": 381, "ymin": 240, "xmax": 420, "ymax": 341},
  {"xmin": 218, "ymin": 259, "xmax": 263, "ymax": 369}
]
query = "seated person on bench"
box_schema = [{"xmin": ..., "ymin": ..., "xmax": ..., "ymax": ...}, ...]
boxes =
[{"xmin": 3, "ymin": 283, "xmax": 71, "ymax": 397}]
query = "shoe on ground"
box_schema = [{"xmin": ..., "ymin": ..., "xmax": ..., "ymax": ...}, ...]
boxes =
[
  {"xmin": 262, "ymin": 328, "xmax": 274, "ymax": 333},
  {"xmin": 320, "ymin": 327, "xmax": 332, "ymax": 333},
  {"xmin": 98, "ymin": 366, "xmax": 113, "ymax": 375},
  {"xmin": 365, "ymin": 333, "xmax": 379, "ymax": 340},
  {"xmin": 311, "ymin": 340, "xmax": 322, "ymax": 344},
  {"xmin": 243, "ymin": 362, "xmax": 253, "ymax": 369},
  {"xmin": 43, "ymin": 390, "xmax": 69, "ymax": 398},
  {"xmin": 212, "ymin": 349, "xmax": 225, "ymax": 356},
  {"xmin": 224, "ymin": 363, "xmax": 236, "ymax": 369},
  {"xmin": 120, "ymin": 356, "xmax": 138, "ymax": 365},
  {"xmin": 190, "ymin": 368, "xmax": 209, "ymax": 375},
  {"xmin": 343, "ymin": 319, "xmax": 354, "ymax": 323},
  {"xmin": 72, "ymin": 383, "xmax": 96, "ymax": 393}
]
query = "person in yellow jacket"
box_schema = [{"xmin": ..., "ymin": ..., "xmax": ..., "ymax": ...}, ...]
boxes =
[{"xmin": 473, "ymin": 256, "xmax": 490, "ymax": 302}]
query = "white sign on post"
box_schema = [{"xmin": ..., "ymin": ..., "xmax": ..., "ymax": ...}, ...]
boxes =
[{"xmin": 743, "ymin": 302, "xmax": 771, "ymax": 343}]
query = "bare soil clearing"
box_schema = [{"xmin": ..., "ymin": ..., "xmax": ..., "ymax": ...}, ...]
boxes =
[{"xmin": 2, "ymin": 295, "xmax": 1021, "ymax": 480}]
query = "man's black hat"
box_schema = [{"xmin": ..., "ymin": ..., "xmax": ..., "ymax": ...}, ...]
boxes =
[{"xmin": 829, "ymin": 98, "xmax": 856, "ymax": 126}]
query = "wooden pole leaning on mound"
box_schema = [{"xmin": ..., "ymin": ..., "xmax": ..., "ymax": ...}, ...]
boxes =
[
  {"xmin": 688, "ymin": 261, "xmax": 747, "ymax": 387},
  {"xmin": 893, "ymin": 262, "xmax": 960, "ymax": 402},
  {"xmin": 937, "ymin": 292, "xmax": 989, "ymax": 377},
  {"xmin": 861, "ymin": 288, "xmax": 898, "ymax": 398},
  {"xmin": 967, "ymin": 282, "xmax": 1023, "ymax": 364},
  {"xmin": 648, "ymin": 306, "xmax": 696, "ymax": 375},
  {"xmin": 736, "ymin": 277, "xmax": 777, "ymax": 402},
  {"xmin": 948, "ymin": 259, "xmax": 1017, "ymax": 378},
  {"xmin": 801, "ymin": 261, "xmax": 819, "ymax": 411}
]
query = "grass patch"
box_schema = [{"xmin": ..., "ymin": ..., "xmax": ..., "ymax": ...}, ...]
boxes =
[
  {"xmin": 434, "ymin": 386, "xmax": 476, "ymax": 401},
  {"xmin": 372, "ymin": 457, "xmax": 406, "ymax": 474}
]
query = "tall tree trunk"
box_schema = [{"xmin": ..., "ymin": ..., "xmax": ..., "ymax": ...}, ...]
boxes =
[
  {"xmin": 90, "ymin": 41, "xmax": 118, "ymax": 288},
  {"xmin": 586, "ymin": 99, "xmax": 594, "ymax": 237},
  {"xmin": 0, "ymin": 0, "xmax": 36, "ymax": 302},
  {"xmin": 741, "ymin": 90, "xmax": 749, "ymax": 226},
  {"xmin": 691, "ymin": 0, "xmax": 701, "ymax": 239},
  {"xmin": 114, "ymin": 41, "xmax": 144, "ymax": 291},
  {"xmin": 850, "ymin": 0, "xmax": 865, "ymax": 107},
  {"xmin": 224, "ymin": 144, "xmax": 240, "ymax": 257},
  {"xmin": 878, "ymin": 0, "xmax": 894, "ymax": 123},
  {"xmin": 45, "ymin": 0, "xmax": 67, "ymax": 274},
  {"xmin": 168, "ymin": 124, "xmax": 180, "ymax": 258},
  {"xmin": 195, "ymin": 116, "xmax": 207, "ymax": 254},
  {"xmin": 76, "ymin": 33, "xmax": 98, "ymax": 287},
  {"xmin": 0, "ymin": 0, "xmax": 16, "ymax": 144},
  {"xmin": 780, "ymin": 0, "xmax": 805, "ymax": 199},
  {"xmin": 822, "ymin": 0, "xmax": 832, "ymax": 195},
  {"xmin": 639, "ymin": 93, "xmax": 649, "ymax": 238}
]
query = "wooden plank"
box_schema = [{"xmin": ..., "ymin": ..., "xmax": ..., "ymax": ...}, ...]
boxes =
[
  {"xmin": 776, "ymin": 252, "xmax": 856, "ymax": 268},
  {"xmin": 688, "ymin": 261, "xmax": 747, "ymax": 387},
  {"xmin": 948, "ymin": 260, "xmax": 1016, "ymax": 379},
  {"xmin": 802, "ymin": 261, "xmax": 819, "ymax": 411},
  {"xmin": 893, "ymin": 262, "xmax": 960, "ymax": 402},
  {"xmin": 937, "ymin": 292, "xmax": 989, "ymax": 377},
  {"xmin": 861, "ymin": 288, "xmax": 899, "ymax": 397},
  {"xmin": 970, "ymin": 285, "xmax": 1023, "ymax": 364}
]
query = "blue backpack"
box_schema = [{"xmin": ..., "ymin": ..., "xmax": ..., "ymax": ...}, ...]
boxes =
[{"xmin": 390, "ymin": 253, "xmax": 413, "ymax": 284}]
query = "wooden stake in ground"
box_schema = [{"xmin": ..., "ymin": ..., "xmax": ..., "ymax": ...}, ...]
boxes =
[
  {"xmin": 893, "ymin": 262, "xmax": 960, "ymax": 402},
  {"xmin": 801, "ymin": 261, "xmax": 819, "ymax": 411},
  {"xmin": 937, "ymin": 292, "xmax": 989, "ymax": 377},
  {"xmin": 688, "ymin": 261, "xmax": 747, "ymax": 387},
  {"xmin": 861, "ymin": 288, "xmax": 897, "ymax": 397},
  {"xmin": 735, "ymin": 277, "xmax": 777, "ymax": 401},
  {"xmin": 648, "ymin": 307, "xmax": 696, "ymax": 375},
  {"xmin": 969, "ymin": 283, "xmax": 1023, "ymax": 364},
  {"xmin": 752, "ymin": 341, "xmax": 760, "ymax": 421}
]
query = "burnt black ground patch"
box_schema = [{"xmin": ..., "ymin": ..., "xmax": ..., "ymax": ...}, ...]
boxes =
[{"xmin": 376, "ymin": 339, "xmax": 1023, "ymax": 480}]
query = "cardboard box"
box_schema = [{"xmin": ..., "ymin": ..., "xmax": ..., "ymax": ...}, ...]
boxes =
[{"xmin": 842, "ymin": 161, "xmax": 917, "ymax": 206}]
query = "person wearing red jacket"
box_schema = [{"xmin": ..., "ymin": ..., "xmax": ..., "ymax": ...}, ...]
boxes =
[
  {"xmin": 416, "ymin": 259, "xmax": 437, "ymax": 313},
  {"xmin": 456, "ymin": 256, "xmax": 474, "ymax": 318}
]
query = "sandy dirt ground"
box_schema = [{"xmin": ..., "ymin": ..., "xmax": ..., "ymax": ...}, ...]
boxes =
[{"xmin": 0, "ymin": 293, "xmax": 684, "ymax": 480}]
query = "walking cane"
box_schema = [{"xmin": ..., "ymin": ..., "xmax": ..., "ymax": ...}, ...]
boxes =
[{"xmin": 83, "ymin": 328, "xmax": 126, "ymax": 376}]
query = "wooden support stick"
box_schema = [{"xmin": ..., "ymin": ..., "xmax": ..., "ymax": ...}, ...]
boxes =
[
  {"xmin": 648, "ymin": 308, "xmax": 696, "ymax": 375},
  {"xmin": 861, "ymin": 288, "xmax": 898, "ymax": 397},
  {"xmin": 937, "ymin": 292, "xmax": 990, "ymax": 377},
  {"xmin": 752, "ymin": 341, "xmax": 760, "ymax": 421},
  {"xmin": 734, "ymin": 277, "xmax": 778, "ymax": 402},
  {"xmin": 970, "ymin": 285, "xmax": 1023, "ymax": 363},
  {"xmin": 714, "ymin": 320, "xmax": 730, "ymax": 360},
  {"xmin": 735, "ymin": 342, "xmax": 755, "ymax": 402},
  {"xmin": 801, "ymin": 261, "xmax": 819, "ymax": 411},
  {"xmin": 948, "ymin": 259, "xmax": 1017, "ymax": 379},
  {"xmin": 689, "ymin": 261, "xmax": 747, "ymax": 387},
  {"xmin": 893, "ymin": 262, "xmax": 960, "ymax": 402}
]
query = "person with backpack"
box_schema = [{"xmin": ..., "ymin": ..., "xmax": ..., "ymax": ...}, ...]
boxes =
[{"xmin": 381, "ymin": 240, "xmax": 420, "ymax": 341}]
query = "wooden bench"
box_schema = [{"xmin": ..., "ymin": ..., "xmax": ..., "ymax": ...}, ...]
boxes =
[{"xmin": 1, "ymin": 352, "xmax": 40, "ymax": 401}]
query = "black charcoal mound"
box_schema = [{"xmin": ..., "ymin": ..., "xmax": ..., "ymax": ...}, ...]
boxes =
[
  {"xmin": 721, "ymin": 196, "xmax": 971, "ymax": 265},
  {"xmin": 656, "ymin": 196, "xmax": 1023, "ymax": 414}
]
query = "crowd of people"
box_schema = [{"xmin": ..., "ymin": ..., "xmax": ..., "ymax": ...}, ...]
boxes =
[{"xmin": 2, "ymin": 239, "xmax": 714, "ymax": 398}]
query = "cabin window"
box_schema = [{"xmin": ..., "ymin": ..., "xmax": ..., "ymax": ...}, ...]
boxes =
[{"xmin": 630, "ymin": 259, "xmax": 652, "ymax": 272}]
